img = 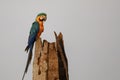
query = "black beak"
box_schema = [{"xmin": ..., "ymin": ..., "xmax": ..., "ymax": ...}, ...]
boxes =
[
  {"xmin": 43, "ymin": 17, "xmax": 47, "ymax": 21},
  {"xmin": 39, "ymin": 17, "xmax": 47, "ymax": 21}
]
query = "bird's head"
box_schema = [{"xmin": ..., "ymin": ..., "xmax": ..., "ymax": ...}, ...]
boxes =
[{"xmin": 36, "ymin": 13, "xmax": 47, "ymax": 22}]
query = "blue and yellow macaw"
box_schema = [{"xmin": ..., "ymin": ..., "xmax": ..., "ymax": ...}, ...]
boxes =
[{"xmin": 22, "ymin": 13, "xmax": 47, "ymax": 80}]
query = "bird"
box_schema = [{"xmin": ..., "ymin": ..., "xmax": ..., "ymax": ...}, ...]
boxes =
[{"xmin": 22, "ymin": 13, "xmax": 47, "ymax": 80}]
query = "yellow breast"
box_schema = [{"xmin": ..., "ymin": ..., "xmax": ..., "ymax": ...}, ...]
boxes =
[
  {"xmin": 37, "ymin": 25, "xmax": 44, "ymax": 37},
  {"xmin": 40, "ymin": 25, "xmax": 44, "ymax": 33}
]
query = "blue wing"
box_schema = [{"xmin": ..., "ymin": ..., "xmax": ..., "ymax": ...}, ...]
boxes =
[
  {"xmin": 25, "ymin": 21, "xmax": 39, "ymax": 51},
  {"xmin": 23, "ymin": 21, "xmax": 39, "ymax": 80},
  {"xmin": 28, "ymin": 22, "xmax": 39, "ymax": 46}
]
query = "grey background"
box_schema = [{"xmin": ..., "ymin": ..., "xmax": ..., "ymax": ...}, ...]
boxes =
[{"xmin": 0, "ymin": 0, "xmax": 120, "ymax": 80}]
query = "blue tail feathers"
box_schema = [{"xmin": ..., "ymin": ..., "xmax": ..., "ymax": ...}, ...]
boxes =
[{"xmin": 22, "ymin": 44, "xmax": 34, "ymax": 80}]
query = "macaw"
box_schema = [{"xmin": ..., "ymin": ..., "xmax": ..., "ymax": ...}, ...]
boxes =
[{"xmin": 22, "ymin": 13, "xmax": 47, "ymax": 80}]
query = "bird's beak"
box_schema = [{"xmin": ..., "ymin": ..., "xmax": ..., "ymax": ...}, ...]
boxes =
[
  {"xmin": 43, "ymin": 17, "xmax": 47, "ymax": 21},
  {"xmin": 39, "ymin": 16, "xmax": 47, "ymax": 22}
]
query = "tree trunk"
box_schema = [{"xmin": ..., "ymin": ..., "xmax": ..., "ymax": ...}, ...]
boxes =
[{"xmin": 33, "ymin": 32, "xmax": 69, "ymax": 80}]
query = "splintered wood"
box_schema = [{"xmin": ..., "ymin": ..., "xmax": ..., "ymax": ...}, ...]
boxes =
[{"xmin": 33, "ymin": 32, "xmax": 69, "ymax": 80}]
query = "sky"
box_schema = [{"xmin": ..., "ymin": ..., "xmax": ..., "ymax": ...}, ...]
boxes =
[{"xmin": 0, "ymin": 0, "xmax": 120, "ymax": 80}]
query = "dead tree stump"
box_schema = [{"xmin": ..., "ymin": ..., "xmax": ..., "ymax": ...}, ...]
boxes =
[{"xmin": 33, "ymin": 32, "xmax": 69, "ymax": 80}]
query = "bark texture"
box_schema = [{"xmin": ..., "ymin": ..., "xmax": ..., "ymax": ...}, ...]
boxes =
[{"xmin": 33, "ymin": 32, "xmax": 69, "ymax": 80}]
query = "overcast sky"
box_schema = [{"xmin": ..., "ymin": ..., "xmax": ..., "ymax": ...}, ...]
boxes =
[{"xmin": 0, "ymin": 0, "xmax": 120, "ymax": 80}]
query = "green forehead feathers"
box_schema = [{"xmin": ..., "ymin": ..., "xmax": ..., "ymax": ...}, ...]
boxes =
[{"xmin": 37, "ymin": 13, "xmax": 47, "ymax": 17}]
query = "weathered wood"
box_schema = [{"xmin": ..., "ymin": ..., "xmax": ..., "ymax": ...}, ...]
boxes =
[
  {"xmin": 55, "ymin": 32, "xmax": 69, "ymax": 80},
  {"xmin": 33, "ymin": 39, "xmax": 48, "ymax": 80},
  {"xmin": 33, "ymin": 32, "xmax": 69, "ymax": 80},
  {"xmin": 48, "ymin": 42, "xmax": 59, "ymax": 80}
]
